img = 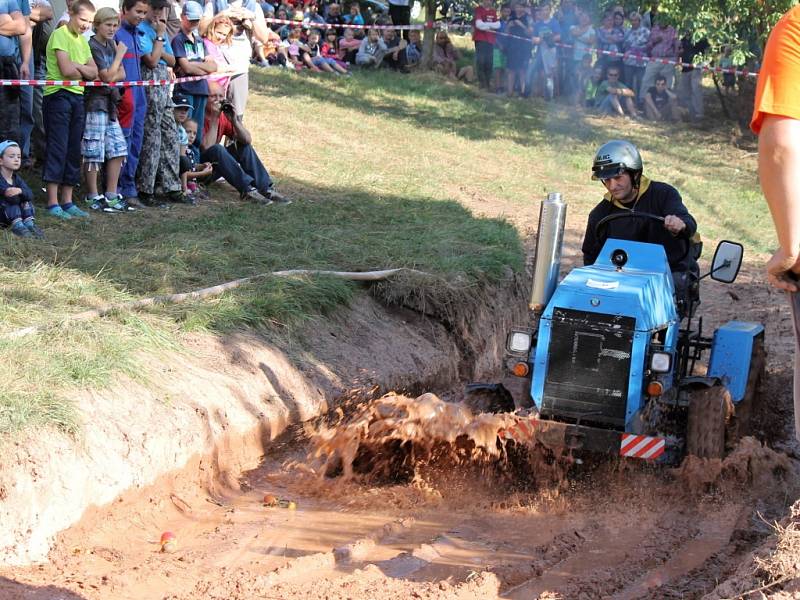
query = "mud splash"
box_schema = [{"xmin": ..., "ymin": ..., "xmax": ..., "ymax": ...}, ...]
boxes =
[
  {"xmin": 306, "ymin": 392, "xmax": 525, "ymax": 483},
  {"xmin": 676, "ymin": 436, "xmax": 795, "ymax": 493}
]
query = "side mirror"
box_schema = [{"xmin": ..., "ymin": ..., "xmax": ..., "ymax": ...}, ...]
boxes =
[{"xmin": 709, "ymin": 241, "xmax": 743, "ymax": 284}]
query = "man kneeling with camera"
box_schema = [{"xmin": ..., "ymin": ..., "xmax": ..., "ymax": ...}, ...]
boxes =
[{"xmin": 200, "ymin": 82, "xmax": 290, "ymax": 205}]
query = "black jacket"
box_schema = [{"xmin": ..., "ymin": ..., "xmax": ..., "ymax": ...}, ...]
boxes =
[{"xmin": 581, "ymin": 178, "xmax": 697, "ymax": 272}]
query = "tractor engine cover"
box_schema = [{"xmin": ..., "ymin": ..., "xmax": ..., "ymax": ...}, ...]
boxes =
[{"xmin": 541, "ymin": 308, "xmax": 635, "ymax": 427}]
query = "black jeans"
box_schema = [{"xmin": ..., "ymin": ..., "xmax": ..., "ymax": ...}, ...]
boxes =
[
  {"xmin": 475, "ymin": 40, "xmax": 494, "ymax": 88},
  {"xmin": 389, "ymin": 3, "xmax": 411, "ymax": 39}
]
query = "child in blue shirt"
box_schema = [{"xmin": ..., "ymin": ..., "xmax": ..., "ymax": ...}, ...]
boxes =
[{"xmin": 0, "ymin": 141, "xmax": 44, "ymax": 238}]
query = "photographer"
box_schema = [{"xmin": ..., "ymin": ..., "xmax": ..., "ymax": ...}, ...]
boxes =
[{"xmin": 200, "ymin": 82, "xmax": 290, "ymax": 205}]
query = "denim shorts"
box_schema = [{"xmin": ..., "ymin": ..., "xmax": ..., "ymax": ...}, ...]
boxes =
[{"xmin": 81, "ymin": 110, "xmax": 128, "ymax": 165}]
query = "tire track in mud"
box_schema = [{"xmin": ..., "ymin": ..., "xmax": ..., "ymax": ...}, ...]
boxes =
[{"xmin": 501, "ymin": 504, "xmax": 739, "ymax": 600}]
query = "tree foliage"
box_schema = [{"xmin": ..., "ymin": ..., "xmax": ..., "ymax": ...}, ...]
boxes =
[{"xmin": 597, "ymin": 0, "xmax": 796, "ymax": 65}]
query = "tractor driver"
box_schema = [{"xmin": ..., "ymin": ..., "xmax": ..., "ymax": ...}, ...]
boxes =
[{"xmin": 581, "ymin": 139, "xmax": 700, "ymax": 315}]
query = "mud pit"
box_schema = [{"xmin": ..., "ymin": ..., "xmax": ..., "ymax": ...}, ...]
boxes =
[
  {"xmin": 2, "ymin": 223, "xmax": 800, "ymax": 598},
  {"xmin": 1, "ymin": 378, "xmax": 798, "ymax": 600}
]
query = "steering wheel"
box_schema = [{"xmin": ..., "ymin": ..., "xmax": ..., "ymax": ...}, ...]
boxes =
[{"xmin": 594, "ymin": 211, "xmax": 692, "ymax": 263}]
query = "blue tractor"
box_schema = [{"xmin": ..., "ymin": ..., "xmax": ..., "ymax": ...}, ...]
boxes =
[{"xmin": 470, "ymin": 193, "xmax": 765, "ymax": 463}]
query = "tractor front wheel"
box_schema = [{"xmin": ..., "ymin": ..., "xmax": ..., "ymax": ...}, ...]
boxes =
[{"xmin": 686, "ymin": 385, "xmax": 733, "ymax": 459}]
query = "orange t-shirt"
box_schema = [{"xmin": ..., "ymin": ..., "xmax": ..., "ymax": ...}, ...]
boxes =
[{"xmin": 751, "ymin": 5, "xmax": 800, "ymax": 134}]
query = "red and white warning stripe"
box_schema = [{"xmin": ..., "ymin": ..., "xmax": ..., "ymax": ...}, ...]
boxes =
[{"xmin": 619, "ymin": 433, "xmax": 665, "ymax": 460}]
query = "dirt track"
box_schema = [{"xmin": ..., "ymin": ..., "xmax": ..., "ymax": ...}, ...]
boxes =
[{"xmin": 2, "ymin": 214, "xmax": 800, "ymax": 598}]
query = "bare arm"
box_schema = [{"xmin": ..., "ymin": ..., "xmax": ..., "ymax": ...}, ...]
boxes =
[
  {"xmin": 99, "ymin": 42, "xmax": 127, "ymax": 82},
  {"xmin": 0, "ymin": 11, "xmax": 26, "ymax": 35},
  {"xmin": 19, "ymin": 21, "xmax": 32, "ymax": 78},
  {"xmin": 29, "ymin": 4, "xmax": 53, "ymax": 22},
  {"xmin": 643, "ymin": 93, "xmax": 660, "ymax": 118},
  {"xmin": 228, "ymin": 113, "xmax": 252, "ymax": 145},
  {"xmin": 177, "ymin": 56, "xmax": 212, "ymax": 74},
  {"xmin": 55, "ymin": 48, "xmax": 81, "ymax": 79},
  {"xmin": 76, "ymin": 56, "xmax": 98, "ymax": 80},
  {"xmin": 758, "ymin": 116, "xmax": 800, "ymax": 291}
]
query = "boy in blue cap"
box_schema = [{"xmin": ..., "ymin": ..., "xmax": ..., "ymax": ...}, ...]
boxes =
[{"xmin": 0, "ymin": 140, "xmax": 44, "ymax": 238}]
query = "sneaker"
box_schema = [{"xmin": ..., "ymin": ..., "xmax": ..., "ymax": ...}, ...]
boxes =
[
  {"xmin": 86, "ymin": 194, "xmax": 121, "ymax": 213},
  {"xmin": 10, "ymin": 222, "xmax": 33, "ymax": 238},
  {"xmin": 47, "ymin": 205, "xmax": 72, "ymax": 220},
  {"xmin": 125, "ymin": 195, "xmax": 147, "ymax": 208},
  {"xmin": 267, "ymin": 188, "xmax": 292, "ymax": 205},
  {"xmin": 104, "ymin": 194, "xmax": 133, "ymax": 212},
  {"xmin": 24, "ymin": 221, "xmax": 45, "ymax": 239},
  {"xmin": 86, "ymin": 194, "xmax": 108, "ymax": 211},
  {"xmin": 64, "ymin": 204, "xmax": 90, "ymax": 218},
  {"xmin": 241, "ymin": 187, "xmax": 272, "ymax": 205}
]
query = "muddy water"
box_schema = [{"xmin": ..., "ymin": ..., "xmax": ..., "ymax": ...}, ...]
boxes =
[{"xmin": 1, "ymin": 393, "xmax": 798, "ymax": 600}]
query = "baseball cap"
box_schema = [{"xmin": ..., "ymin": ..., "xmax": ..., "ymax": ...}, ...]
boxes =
[
  {"xmin": 172, "ymin": 93, "xmax": 193, "ymax": 113},
  {"xmin": 183, "ymin": 1, "xmax": 203, "ymax": 20},
  {"xmin": 0, "ymin": 140, "xmax": 19, "ymax": 158}
]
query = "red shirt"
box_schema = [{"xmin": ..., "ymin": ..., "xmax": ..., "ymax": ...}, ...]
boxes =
[
  {"xmin": 751, "ymin": 5, "xmax": 800, "ymax": 134},
  {"xmin": 473, "ymin": 6, "xmax": 498, "ymax": 45},
  {"xmin": 203, "ymin": 111, "xmax": 236, "ymax": 145}
]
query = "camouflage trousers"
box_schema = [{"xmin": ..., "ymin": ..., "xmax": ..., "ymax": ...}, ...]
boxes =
[{"xmin": 135, "ymin": 64, "xmax": 181, "ymax": 196}]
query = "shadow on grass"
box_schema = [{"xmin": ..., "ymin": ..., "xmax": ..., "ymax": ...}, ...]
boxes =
[
  {"xmin": 248, "ymin": 66, "xmax": 604, "ymax": 148},
  {"xmin": 0, "ymin": 175, "xmax": 524, "ymax": 334}
]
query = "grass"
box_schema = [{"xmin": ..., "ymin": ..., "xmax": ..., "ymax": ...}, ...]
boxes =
[{"xmin": 0, "ymin": 34, "xmax": 768, "ymax": 435}]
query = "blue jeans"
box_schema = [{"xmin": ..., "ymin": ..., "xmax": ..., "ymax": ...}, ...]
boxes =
[
  {"xmin": 119, "ymin": 86, "xmax": 147, "ymax": 197},
  {"xmin": 188, "ymin": 94, "xmax": 207, "ymax": 147},
  {"xmin": 42, "ymin": 90, "xmax": 84, "ymax": 186},
  {"xmin": 200, "ymin": 142, "xmax": 273, "ymax": 195},
  {"xmin": 19, "ymin": 55, "xmax": 34, "ymax": 159}
]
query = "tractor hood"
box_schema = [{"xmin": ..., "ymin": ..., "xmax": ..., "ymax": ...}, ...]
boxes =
[{"xmin": 544, "ymin": 239, "xmax": 678, "ymax": 332}]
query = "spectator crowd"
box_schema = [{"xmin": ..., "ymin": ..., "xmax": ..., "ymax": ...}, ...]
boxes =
[
  {"xmin": 473, "ymin": 0, "xmax": 719, "ymax": 123},
  {"xmin": 0, "ymin": 0, "xmax": 727, "ymax": 239}
]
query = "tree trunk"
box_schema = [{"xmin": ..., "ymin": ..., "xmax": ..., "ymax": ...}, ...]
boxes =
[{"xmin": 421, "ymin": 0, "xmax": 436, "ymax": 69}]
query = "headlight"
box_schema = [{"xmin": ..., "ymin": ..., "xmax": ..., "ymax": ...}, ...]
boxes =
[
  {"xmin": 650, "ymin": 352, "xmax": 672, "ymax": 373},
  {"xmin": 507, "ymin": 331, "xmax": 532, "ymax": 354}
]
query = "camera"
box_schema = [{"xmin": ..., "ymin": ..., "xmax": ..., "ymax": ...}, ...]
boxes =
[{"xmin": 220, "ymin": 100, "xmax": 235, "ymax": 115}]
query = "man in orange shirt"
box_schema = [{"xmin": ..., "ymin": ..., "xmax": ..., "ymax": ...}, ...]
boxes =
[{"xmin": 752, "ymin": 5, "xmax": 800, "ymax": 440}]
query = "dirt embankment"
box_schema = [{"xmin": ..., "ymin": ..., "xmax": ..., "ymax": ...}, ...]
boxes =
[{"xmin": 0, "ymin": 273, "xmax": 528, "ymax": 567}]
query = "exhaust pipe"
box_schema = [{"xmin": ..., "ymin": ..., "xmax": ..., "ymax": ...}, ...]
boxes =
[{"xmin": 530, "ymin": 192, "xmax": 567, "ymax": 312}]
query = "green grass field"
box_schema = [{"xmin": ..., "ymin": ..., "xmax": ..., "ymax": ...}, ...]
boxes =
[{"xmin": 0, "ymin": 37, "xmax": 770, "ymax": 436}]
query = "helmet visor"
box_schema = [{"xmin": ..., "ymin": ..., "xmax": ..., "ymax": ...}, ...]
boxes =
[{"xmin": 592, "ymin": 164, "xmax": 627, "ymax": 181}]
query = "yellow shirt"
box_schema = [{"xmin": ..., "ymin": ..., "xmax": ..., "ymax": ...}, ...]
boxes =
[{"xmin": 44, "ymin": 24, "xmax": 92, "ymax": 96}]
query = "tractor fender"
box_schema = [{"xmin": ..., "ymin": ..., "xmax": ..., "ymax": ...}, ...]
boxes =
[{"xmin": 707, "ymin": 321, "xmax": 765, "ymax": 403}]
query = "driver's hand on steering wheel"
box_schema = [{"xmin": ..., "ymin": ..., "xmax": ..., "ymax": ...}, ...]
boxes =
[{"xmin": 664, "ymin": 214, "xmax": 686, "ymax": 236}]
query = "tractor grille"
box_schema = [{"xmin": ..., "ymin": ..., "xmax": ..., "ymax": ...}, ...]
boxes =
[{"xmin": 542, "ymin": 308, "xmax": 635, "ymax": 427}]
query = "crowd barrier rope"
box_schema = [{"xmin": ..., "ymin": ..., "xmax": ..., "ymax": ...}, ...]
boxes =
[{"xmin": 0, "ymin": 19, "xmax": 756, "ymax": 87}]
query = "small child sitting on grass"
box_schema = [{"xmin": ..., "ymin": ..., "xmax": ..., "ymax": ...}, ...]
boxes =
[
  {"xmin": 174, "ymin": 95, "xmax": 212, "ymax": 201},
  {"xmin": 180, "ymin": 119, "xmax": 213, "ymax": 201},
  {"xmin": 355, "ymin": 28, "xmax": 387, "ymax": 68},
  {"xmin": 338, "ymin": 27, "xmax": 361, "ymax": 63},
  {"xmin": 307, "ymin": 29, "xmax": 348, "ymax": 74},
  {"xmin": 0, "ymin": 141, "xmax": 44, "ymax": 239}
]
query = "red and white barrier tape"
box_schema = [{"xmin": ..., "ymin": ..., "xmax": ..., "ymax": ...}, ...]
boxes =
[
  {"xmin": 489, "ymin": 28, "xmax": 757, "ymax": 78},
  {"xmin": 0, "ymin": 71, "xmax": 246, "ymax": 88},
  {"xmin": 264, "ymin": 16, "xmax": 428, "ymax": 30}
]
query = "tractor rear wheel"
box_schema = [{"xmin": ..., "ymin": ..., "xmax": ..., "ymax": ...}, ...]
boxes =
[{"xmin": 687, "ymin": 385, "xmax": 733, "ymax": 459}]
